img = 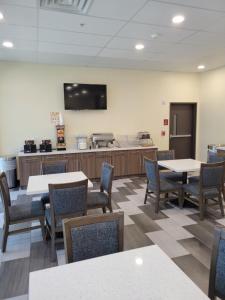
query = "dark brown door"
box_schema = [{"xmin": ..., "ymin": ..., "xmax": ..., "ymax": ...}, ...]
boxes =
[{"xmin": 169, "ymin": 103, "xmax": 197, "ymax": 159}]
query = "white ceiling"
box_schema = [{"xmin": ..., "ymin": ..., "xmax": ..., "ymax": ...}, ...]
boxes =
[{"xmin": 0, "ymin": 0, "xmax": 225, "ymax": 72}]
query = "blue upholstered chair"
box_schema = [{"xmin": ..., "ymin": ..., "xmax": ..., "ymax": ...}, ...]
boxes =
[
  {"xmin": 208, "ymin": 227, "xmax": 225, "ymax": 300},
  {"xmin": 189, "ymin": 150, "xmax": 225, "ymax": 183},
  {"xmin": 63, "ymin": 212, "xmax": 124, "ymax": 263},
  {"xmin": 41, "ymin": 160, "xmax": 68, "ymax": 206},
  {"xmin": 87, "ymin": 162, "xmax": 114, "ymax": 213},
  {"xmin": 183, "ymin": 162, "xmax": 225, "ymax": 220},
  {"xmin": 0, "ymin": 172, "xmax": 45, "ymax": 253},
  {"xmin": 46, "ymin": 179, "xmax": 88, "ymax": 261},
  {"xmin": 157, "ymin": 150, "xmax": 184, "ymax": 182},
  {"xmin": 144, "ymin": 158, "xmax": 183, "ymax": 213}
]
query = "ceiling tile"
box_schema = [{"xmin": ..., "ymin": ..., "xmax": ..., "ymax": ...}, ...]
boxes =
[
  {"xmin": 118, "ymin": 22, "xmax": 194, "ymax": 43},
  {"xmin": 182, "ymin": 31, "xmax": 225, "ymax": 46},
  {"xmin": 38, "ymin": 41, "xmax": 101, "ymax": 56},
  {"xmin": 39, "ymin": 9, "xmax": 125, "ymax": 35},
  {"xmin": 0, "ymin": 38, "xmax": 37, "ymax": 51},
  {"xmin": 0, "ymin": 4, "xmax": 37, "ymax": 27},
  {"xmin": 38, "ymin": 52, "xmax": 94, "ymax": 66},
  {"xmin": 39, "ymin": 29, "xmax": 110, "ymax": 47},
  {"xmin": 133, "ymin": 1, "xmax": 224, "ymax": 31},
  {"xmin": 0, "ymin": 48, "xmax": 37, "ymax": 62},
  {"xmin": 0, "ymin": 24, "xmax": 37, "ymax": 40},
  {"xmin": 158, "ymin": 0, "xmax": 225, "ymax": 12},
  {"xmin": 88, "ymin": 0, "xmax": 146, "ymax": 20},
  {"xmin": 0, "ymin": 0, "xmax": 37, "ymax": 8}
]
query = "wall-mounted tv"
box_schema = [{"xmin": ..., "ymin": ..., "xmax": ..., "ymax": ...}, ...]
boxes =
[{"xmin": 64, "ymin": 83, "xmax": 107, "ymax": 110}]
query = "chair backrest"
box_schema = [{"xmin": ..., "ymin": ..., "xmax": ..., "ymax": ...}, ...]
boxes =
[
  {"xmin": 208, "ymin": 227, "xmax": 225, "ymax": 300},
  {"xmin": 49, "ymin": 179, "xmax": 88, "ymax": 225},
  {"xmin": 0, "ymin": 172, "xmax": 11, "ymax": 222},
  {"xmin": 200, "ymin": 162, "xmax": 225, "ymax": 190},
  {"xmin": 207, "ymin": 150, "xmax": 225, "ymax": 163},
  {"xmin": 100, "ymin": 162, "xmax": 114, "ymax": 194},
  {"xmin": 63, "ymin": 212, "xmax": 124, "ymax": 263},
  {"xmin": 157, "ymin": 150, "xmax": 175, "ymax": 161},
  {"xmin": 41, "ymin": 160, "xmax": 68, "ymax": 175},
  {"xmin": 144, "ymin": 158, "xmax": 160, "ymax": 192}
]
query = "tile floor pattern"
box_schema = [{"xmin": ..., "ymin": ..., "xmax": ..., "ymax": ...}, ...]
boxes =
[{"xmin": 0, "ymin": 177, "xmax": 224, "ymax": 299}]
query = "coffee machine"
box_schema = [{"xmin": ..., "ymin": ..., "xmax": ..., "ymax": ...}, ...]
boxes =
[
  {"xmin": 40, "ymin": 140, "xmax": 52, "ymax": 152},
  {"xmin": 137, "ymin": 131, "xmax": 154, "ymax": 147},
  {"xmin": 91, "ymin": 133, "xmax": 115, "ymax": 148},
  {"xmin": 24, "ymin": 140, "xmax": 37, "ymax": 153}
]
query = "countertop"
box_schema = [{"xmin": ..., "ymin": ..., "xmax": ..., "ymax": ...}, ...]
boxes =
[{"xmin": 17, "ymin": 146, "xmax": 157, "ymax": 157}]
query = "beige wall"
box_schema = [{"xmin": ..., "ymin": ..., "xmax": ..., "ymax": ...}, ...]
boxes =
[
  {"xmin": 199, "ymin": 66, "xmax": 225, "ymax": 161},
  {"xmin": 0, "ymin": 61, "xmax": 200, "ymax": 155}
]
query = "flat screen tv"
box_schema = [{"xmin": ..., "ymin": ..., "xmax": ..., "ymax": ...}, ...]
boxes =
[{"xmin": 64, "ymin": 83, "xmax": 107, "ymax": 110}]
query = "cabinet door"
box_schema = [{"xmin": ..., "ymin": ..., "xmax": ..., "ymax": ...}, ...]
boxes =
[
  {"xmin": 127, "ymin": 151, "xmax": 141, "ymax": 175},
  {"xmin": 20, "ymin": 157, "xmax": 41, "ymax": 186},
  {"xmin": 80, "ymin": 153, "xmax": 96, "ymax": 179},
  {"xmin": 112, "ymin": 151, "xmax": 127, "ymax": 177},
  {"xmin": 140, "ymin": 149, "xmax": 157, "ymax": 174},
  {"xmin": 95, "ymin": 152, "xmax": 112, "ymax": 178}
]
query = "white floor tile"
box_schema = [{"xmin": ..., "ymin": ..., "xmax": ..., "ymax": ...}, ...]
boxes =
[
  {"xmin": 163, "ymin": 210, "xmax": 197, "ymax": 227},
  {"xmin": 5, "ymin": 294, "xmax": 28, "ymax": 300},
  {"xmin": 146, "ymin": 230, "xmax": 189, "ymax": 258},
  {"xmin": 216, "ymin": 218, "xmax": 225, "ymax": 226}
]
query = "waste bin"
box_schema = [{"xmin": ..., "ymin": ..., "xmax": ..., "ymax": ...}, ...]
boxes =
[{"xmin": 0, "ymin": 156, "xmax": 17, "ymax": 188}]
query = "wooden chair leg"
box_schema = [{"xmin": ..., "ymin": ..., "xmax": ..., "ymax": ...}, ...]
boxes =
[
  {"xmin": 155, "ymin": 193, "xmax": 160, "ymax": 214},
  {"xmin": 1, "ymin": 223, "xmax": 9, "ymax": 253},
  {"xmin": 178, "ymin": 190, "xmax": 184, "ymax": 209},
  {"xmin": 108, "ymin": 204, "xmax": 113, "ymax": 213},
  {"xmin": 144, "ymin": 186, "xmax": 148, "ymax": 204},
  {"xmin": 102, "ymin": 206, "xmax": 106, "ymax": 214},
  {"xmin": 51, "ymin": 234, "xmax": 56, "ymax": 262},
  {"xmin": 218, "ymin": 192, "xmax": 224, "ymax": 217},
  {"xmin": 39, "ymin": 217, "xmax": 46, "ymax": 241},
  {"xmin": 199, "ymin": 196, "xmax": 204, "ymax": 221}
]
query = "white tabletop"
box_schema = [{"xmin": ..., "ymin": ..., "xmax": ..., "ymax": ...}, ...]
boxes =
[
  {"xmin": 29, "ymin": 245, "xmax": 209, "ymax": 300},
  {"xmin": 27, "ymin": 171, "xmax": 93, "ymax": 195},
  {"xmin": 158, "ymin": 159, "xmax": 202, "ymax": 173}
]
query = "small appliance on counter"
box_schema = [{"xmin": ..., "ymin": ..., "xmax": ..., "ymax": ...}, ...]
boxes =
[
  {"xmin": 208, "ymin": 144, "xmax": 225, "ymax": 151},
  {"xmin": 137, "ymin": 131, "xmax": 154, "ymax": 147},
  {"xmin": 76, "ymin": 135, "xmax": 88, "ymax": 150},
  {"xmin": 24, "ymin": 140, "xmax": 37, "ymax": 153},
  {"xmin": 56, "ymin": 125, "xmax": 66, "ymax": 151},
  {"xmin": 91, "ymin": 133, "xmax": 115, "ymax": 148},
  {"xmin": 40, "ymin": 140, "xmax": 52, "ymax": 152}
]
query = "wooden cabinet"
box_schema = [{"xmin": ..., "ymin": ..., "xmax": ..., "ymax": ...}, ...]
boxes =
[
  {"xmin": 112, "ymin": 151, "xmax": 127, "ymax": 177},
  {"xmin": 95, "ymin": 152, "xmax": 112, "ymax": 178},
  {"xmin": 19, "ymin": 156, "xmax": 41, "ymax": 186},
  {"xmin": 79, "ymin": 153, "xmax": 96, "ymax": 179},
  {"xmin": 127, "ymin": 150, "xmax": 141, "ymax": 175},
  {"xmin": 18, "ymin": 148, "xmax": 157, "ymax": 186}
]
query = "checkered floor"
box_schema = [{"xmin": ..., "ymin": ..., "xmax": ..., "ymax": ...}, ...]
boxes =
[{"xmin": 0, "ymin": 176, "xmax": 225, "ymax": 299}]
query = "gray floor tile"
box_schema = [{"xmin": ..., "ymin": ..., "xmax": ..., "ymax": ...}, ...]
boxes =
[
  {"xmin": 184, "ymin": 223, "xmax": 214, "ymax": 250},
  {"xmin": 130, "ymin": 213, "xmax": 161, "ymax": 233},
  {"xmin": 124, "ymin": 224, "xmax": 153, "ymax": 250},
  {"xmin": 139, "ymin": 204, "xmax": 169, "ymax": 220}
]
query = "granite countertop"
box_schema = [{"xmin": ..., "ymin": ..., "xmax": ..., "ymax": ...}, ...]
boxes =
[{"xmin": 17, "ymin": 145, "xmax": 157, "ymax": 157}]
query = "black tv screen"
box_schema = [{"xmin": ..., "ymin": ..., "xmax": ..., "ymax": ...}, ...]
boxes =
[{"xmin": 64, "ymin": 83, "xmax": 107, "ymax": 110}]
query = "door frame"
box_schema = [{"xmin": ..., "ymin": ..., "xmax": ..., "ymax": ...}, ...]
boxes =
[{"xmin": 169, "ymin": 102, "xmax": 197, "ymax": 159}]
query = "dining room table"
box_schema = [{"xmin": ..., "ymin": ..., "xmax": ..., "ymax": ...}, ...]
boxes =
[
  {"xmin": 26, "ymin": 171, "xmax": 93, "ymax": 195},
  {"xmin": 29, "ymin": 245, "xmax": 209, "ymax": 300}
]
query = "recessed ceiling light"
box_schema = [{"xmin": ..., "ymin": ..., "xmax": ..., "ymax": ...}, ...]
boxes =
[
  {"xmin": 0, "ymin": 12, "xmax": 4, "ymax": 21},
  {"xmin": 172, "ymin": 15, "xmax": 185, "ymax": 24},
  {"xmin": 135, "ymin": 43, "xmax": 145, "ymax": 50},
  {"xmin": 198, "ymin": 65, "xmax": 205, "ymax": 70},
  {"xmin": 151, "ymin": 33, "xmax": 159, "ymax": 39},
  {"xmin": 2, "ymin": 41, "xmax": 14, "ymax": 48}
]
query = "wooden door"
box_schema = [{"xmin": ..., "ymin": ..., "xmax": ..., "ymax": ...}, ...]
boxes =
[
  {"xmin": 112, "ymin": 151, "xmax": 127, "ymax": 177},
  {"xmin": 127, "ymin": 150, "xmax": 141, "ymax": 175},
  {"xmin": 95, "ymin": 152, "xmax": 112, "ymax": 178},
  {"xmin": 80, "ymin": 153, "xmax": 96, "ymax": 179},
  {"xmin": 169, "ymin": 103, "xmax": 197, "ymax": 159}
]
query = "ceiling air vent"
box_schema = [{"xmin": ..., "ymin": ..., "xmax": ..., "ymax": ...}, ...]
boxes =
[{"xmin": 40, "ymin": 0, "xmax": 93, "ymax": 14}]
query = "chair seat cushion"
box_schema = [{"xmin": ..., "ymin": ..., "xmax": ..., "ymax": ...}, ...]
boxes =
[
  {"xmin": 148, "ymin": 180, "xmax": 182, "ymax": 193},
  {"xmin": 183, "ymin": 183, "xmax": 219, "ymax": 198},
  {"xmin": 87, "ymin": 192, "xmax": 109, "ymax": 208},
  {"xmin": 9, "ymin": 200, "xmax": 44, "ymax": 222},
  {"xmin": 160, "ymin": 171, "xmax": 183, "ymax": 182},
  {"xmin": 45, "ymin": 208, "xmax": 62, "ymax": 228},
  {"xmin": 188, "ymin": 176, "xmax": 200, "ymax": 183}
]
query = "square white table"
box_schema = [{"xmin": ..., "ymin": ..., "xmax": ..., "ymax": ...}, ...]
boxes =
[
  {"xmin": 158, "ymin": 159, "xmax": 202, "ymax": 173},
  {"xmin": 27, "ymin": 171, "xmax": 93, "ymax": 195},
  {"xmin": 29, "ymin": 245, "xmax": 209, "ymax": 300}
]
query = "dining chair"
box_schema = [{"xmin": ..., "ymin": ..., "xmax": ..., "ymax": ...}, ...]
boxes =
[
  {"xmin": 144, "ymin": 158, "xmax": 183, "ymax": 213},
  {"xmin": 46, "ymin": 179, "xmax": 88, "ymax": 261},
  {"xmin": 208, "ymin": 227, "xmax": 225, "ymax": 300},
  {"xmin": 0, "ymin": 172, "xmax": 45, "ymax": 253},
  {"xmin": 183, "ymin": 162, "xmax": 225, "ymax": 220},
  {"xmin": 63, "ymin": 212, "xmax": 124, "ymax": 263},
  {"xmin": 157, "ymin": 150, "xmax": 184, "ymax": 182},
  {"xmin": 87, "ymin": 162, "xmax": 114, "ymax": 213},
  {"xmin": 41, "ymin": 160, "xmax": 68, "ymax": 206}
]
